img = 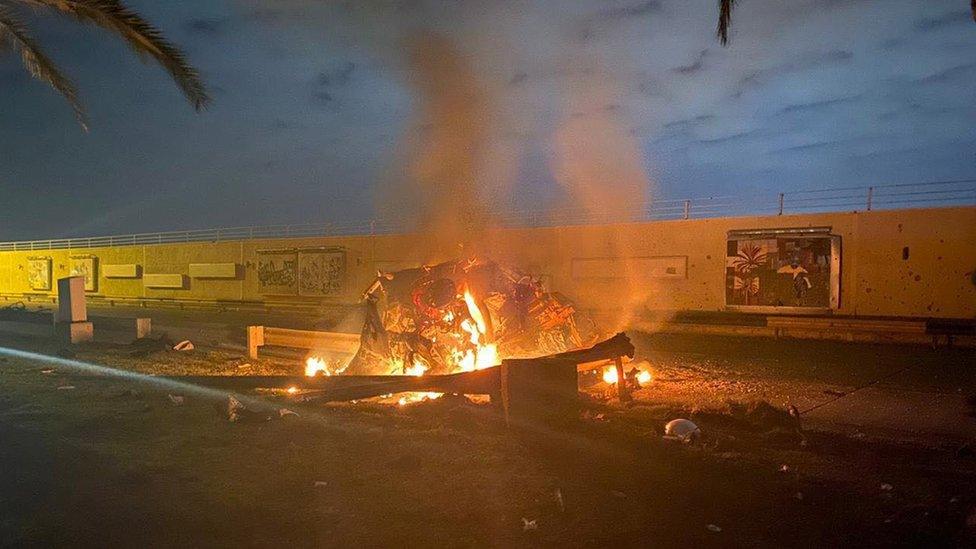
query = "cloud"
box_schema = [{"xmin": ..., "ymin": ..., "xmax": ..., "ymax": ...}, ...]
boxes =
[
  {"xmin": 663, "ymin": 114, "xmax": 716, "ymax": 132},
  {"xmin": 914, "ymin": 9, "xmax": 971, "ymax": 31},
  {"xmin": 185, "ymin": 18, "xmax": 226, "ymax": 35},
  {"xmin": 912, "ymin": 61, "xmax": 976, "ymax": 85},
  {"xmin": 316, "ymin": 61, "xmax": 357, "ymax": 87},
  {"xmin": 672, "ymin": 49, "xmax": 708, "ymax": 75},
  {"xmin": 697, "ymin": 129, "xmax": 762, "ymax": 145},
  {"xmin": 733, "ymin": 50, "xmax": 854, "ymax": 97},
  {"xmin": 594, "ymin": 1, "xmax": 661, "ymax": 20},
  {"xmin": 774, "ymin": 95, "xmax": 861, "ymax": 116}
]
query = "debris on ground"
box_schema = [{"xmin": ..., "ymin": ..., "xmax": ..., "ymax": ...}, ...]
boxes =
[
  {"xmin": 57, "ymin": 385, "xmax": 76, "ymax": 390},
  {"xmin": 779, "ymin": 464, "xmax": 791, "ymax": 473},
  {"xmin": 40, "ymin": 368, "xmax": 55, "ymax": 375},
  {"xmin": 313, "ymin": 481, "xmax": 328, "ymax": 488},
  {"xmin": 664, "ymin": 418, "xmax": 701, "ymax": 442},
  {"xmin": 128, "ymin": 335, "xmax": 174, "ymax": 358},
  {"xmin": 173, "ymin": 340, "xmax": 195, "ymax": 352},
  {"xmin": 554, "ymin": 488, "xmax": 565, "ymax": 512},
  {"xmin": 880, "ymin": 483, "xmax": 893, "ymax": 491},
  {"xmin": 706, "ymin": 524, "xmax": 722, "ymax": 532},
  {"xmin": 278, "ymin": 408, "xmax": 299, "ymax": 418},
  {"xmin": 106, "ymin": 388, "xmax": 141, "ymax": 399},
  {"xmin": 611, "ymin": 490, "xmax": 628, "ymax": 499},
  {"xmin": 167, "ymin": 394, "xmax": 185, "ymax": 406},
  {"xmin": 225, "ymin": 395, "xmax": 270, "ymax": 423},
  {"xmin": 521, "ymin": 518, "xmax": 538, "ymax": 531}
]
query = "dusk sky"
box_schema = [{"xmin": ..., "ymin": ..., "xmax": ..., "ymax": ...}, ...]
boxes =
[{"xmin": 0, "ymin": 0, "xmax": 973, "ymax": 240}]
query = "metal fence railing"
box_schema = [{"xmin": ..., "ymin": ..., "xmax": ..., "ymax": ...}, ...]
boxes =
[{"xmin": 1, "ymin": 179, "xmax": 973, "ymax": 252}]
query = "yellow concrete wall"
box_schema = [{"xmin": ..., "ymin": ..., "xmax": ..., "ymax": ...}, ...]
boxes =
[{"xmin": 1, "ymin": 206, "xmax": 972, "ymax": 319}]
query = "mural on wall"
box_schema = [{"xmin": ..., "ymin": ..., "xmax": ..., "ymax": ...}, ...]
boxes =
[
  {"xmin": 298, "ymin": 249, "xmax": 345, "ymax": 296},
  {"xmin": 726, "ymin": 232, "xmax": 835, "ymax": 309},
  {"xmin": 27, "ymin": 257, "xmax": 52, "ymax": 291},
  {"xmin": 69, "ymin": 256, "xmax": 98, "ymax": 292},
  {"xmin": 257, "ymin": 251, "xmax": 298, "ymax": 295}
]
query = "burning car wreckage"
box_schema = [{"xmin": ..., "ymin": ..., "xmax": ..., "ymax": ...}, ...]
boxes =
[
  {"xmin": 346, "ymin": 258, "xmax": 602, "ymax": 376},
  {"xmin": 178, "ymin": 258, "xmax": 641, "ymax": 417}
]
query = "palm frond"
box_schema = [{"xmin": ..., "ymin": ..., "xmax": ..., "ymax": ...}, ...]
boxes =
[
  {"xmin": 0, "ymin": 5, "xmax": 88, "ymax": 129},
  {"xmin": 717, "ymin": 0, "xmax": 736, "ymax": 46},
  {"xmin": 25, "ymin": 0, "xmax": 209, "ymax": 110}
]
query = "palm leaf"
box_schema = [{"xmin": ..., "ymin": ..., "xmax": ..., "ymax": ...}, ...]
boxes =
[
  {"xmin": 0, "ymin": 5, "xmax": 88, "ymax": 129},
  {"xmin": 717, "ymin": 0, "xmax": 736, "ymax": 46},
  {"xmin": 24, "ymin": 0, "xmax": 209, "ymax": 110}
]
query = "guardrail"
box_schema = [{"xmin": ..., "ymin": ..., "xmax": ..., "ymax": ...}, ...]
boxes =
[{"xmin": 1, "ymin": 179, "xmax": 973, "ymax": 251}]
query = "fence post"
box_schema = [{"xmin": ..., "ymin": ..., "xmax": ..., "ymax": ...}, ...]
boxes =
[
  {"xmin": 778, "ymin": 193, "xmax": 785, "ymax": 215},
  {"xmin": 866, "ymin": 186, "xmax": 873, "ymax": 211},
  {"xmin": 683, "ymin": 200, "xmax": 690, "ymax": 219}
]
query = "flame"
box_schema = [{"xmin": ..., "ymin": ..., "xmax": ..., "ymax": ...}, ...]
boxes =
[
  {"xmin": 287, "ymin": 386, "xmax": 298, "ymax": 394},
  {"xmin": 637, "ymin": 370, "xmax": 652, "ymax": 384},
  {"xmin": 404, "ymin": 360, "xmax": 428, "ymax": 377},
  {"xmin": 305, "ymin": 356, "xmax": 349, "ymax": 377},
  {"xmin": 602, "ymin": 366, "xmax": 618, "ymax": 384},
  {"xmin": 305, "ymin": 357, "xmax": 329, "ymax": 377},
  {"xmin": 462, "ymin": 289, "xmax": 488, "ymax": 336}
]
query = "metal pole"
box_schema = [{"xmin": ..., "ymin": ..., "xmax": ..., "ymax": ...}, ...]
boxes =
[
  {"xmin": 866, "ymin": 186, "xmax": 873, "ymax": 211},
  {"xmin": 778, "ymin": 193, "xmax": 785, "ymax": 215},
  {"xmin": 683, "ymin": 200, "xmax": 690, "ymax": 219}
]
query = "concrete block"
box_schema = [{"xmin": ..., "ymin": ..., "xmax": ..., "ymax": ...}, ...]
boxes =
[
  {"xmin": 189, "ymin": 263, "xmax": 238, "ymax": 279},
  {"xmin": 144, "ymin": 274, "xmax": 187, "ymax": 289},
  {"xmin": 58, "ymin": 321, "xmax": 93, "ymax": 344},
  {"xmin": 57, "ymin": 276, "xmax": 87, "ymax": 323},
  {"xmin": 135, "ymin": 317, "xmax": 152, "ymax": 339},
  {"xmin": 103, "ymin": 264, "xmax": 140, "ymax": 278}
]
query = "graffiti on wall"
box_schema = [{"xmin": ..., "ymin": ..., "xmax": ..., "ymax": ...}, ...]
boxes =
[
  {"xmin": 69, "ymin": 256, "xmax": 97, "ymax": 292},
  {"xmin": 257, "ymin": 248, "xmax": 345, "ymax": 296},
  {"xmin": 298, "ymin": 249, "xmax": 345, "ymax": 296},
  {"xmin": 257, "ymin": 251, "xmax": 298, "ymax": 295},
  {"xmin": 726, "ymin": 233, "xmax": 835, "ymax": 308},
  {"xmin": 27, "ymin": 257, "xmax": 52, "ymax": 291}
]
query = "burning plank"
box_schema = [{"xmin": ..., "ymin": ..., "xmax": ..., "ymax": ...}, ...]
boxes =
[{"xmin": 171, "ymin": 333, "xmax": 635, "ymax": 421}]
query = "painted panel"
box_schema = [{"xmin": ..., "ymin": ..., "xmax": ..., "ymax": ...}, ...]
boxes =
[
  {"xmin": 298, "ymin": 249, "xmax": 345, "ymax": 296},
  {"xmin": 27, "ymin": 257, "xmax": 51, "ymax": 290},
  {"xmin": 257, "ymin": 251, "xmax": 297, "ymax": 295},
  {"xmin": 725, "ymin": 231, "xmax": 838, "ymax": 310},
  {"xmin": 69, "ymin": 256, "xmax": 97, "ymax": 291}
]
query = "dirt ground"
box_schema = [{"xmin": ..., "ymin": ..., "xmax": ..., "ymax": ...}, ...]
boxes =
[{"xmin": 1, "ymin": 331, "xmax": 975, "ymax": 547}]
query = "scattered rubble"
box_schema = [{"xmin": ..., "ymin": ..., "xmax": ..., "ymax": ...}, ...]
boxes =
[
  {"xmin": 173, "ymin": 340, "xmax": 195, "ymax": 352},
  {"xmin": 167, "ymin": 394, "xmax": 185, "ymax": 406},
  {"xmin": 521, "ymin": 518, "xmax": 537, "ymax": 531},
  {"xmin": 278, "ymin": 408, "xmax": 299, "ymax": 418},
  {"xmin": 664, "ymin": 418, "xmax": 701, "ymax": 442}
]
